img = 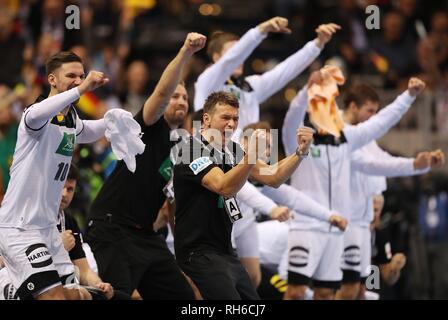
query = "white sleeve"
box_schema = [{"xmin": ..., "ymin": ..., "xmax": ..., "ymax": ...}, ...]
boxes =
[
  {"xmin": 193, "ymin": 28, "xmax": 266, "ymax": 111},
  {"xmin": 261, "ymin": 184, "xmax": 333, "ymax": 222},
  {"xmin": 344, "ymin": 91, "xmax": 416, "ymax": 152},
  {"xmin": 282, "ymin": 86, "xmax": 308, "ymax": 155},
  {"xmin": 351, "ymin": 149, "xmax": 430, "ymax": 177},
  {"xmin": 76, "ymin": 118, "xmax": 106, "ymax": 144},
  {"xmin": 236, "ymin": 182, "xmax": 277, "ymax": 215},
  {"xmin": 246, "ymin": 41, "xmax": 321, "ymax": 104},
  {"xmin": 24, "ymin": 88, "xmax": 80, "ymax": 131}
]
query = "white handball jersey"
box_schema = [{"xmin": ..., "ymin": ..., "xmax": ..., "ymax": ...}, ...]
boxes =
[
  {"xmin": 282, "ymin": 87, "xmax": 416, "ymax": 232},
  {"xmin": 0, "ymin": 93, "xmax": 82, "ymax": 230},
  {"xmin": 194, "ymin": 27, "xmax": 321, "ymax": 139}
]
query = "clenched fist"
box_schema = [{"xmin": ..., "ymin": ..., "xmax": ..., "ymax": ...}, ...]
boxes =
[
  {"xmin": 270, "ymin": 206, "xmax": 291, "ymax": 222},
  {"xmin": 413, "ymin": 151, "xmax": 431, "ymax": 170},
  {"xmin": 408, "ymin": 77, "xmax": 426, "ymax": 97},
  {"xmin": 248, "ymin": 129, "xmax": 269, "ymax": 162},
  {"xmin": 315, "ymin": 23, "xmax": 341, "ymax": 49},
  {"xmin": 183, "ymin": 32, "xmax": 207, "ymax": 54},
  {"xmin": 296, "ymin": 126, "xmax": 314, "ymax": 155},
  {"xmin": 78, "ymin": 71, "xmax": 109, "ymax": 95},
  {"xmin": 258, "ymin": 17, "xmax": 291, "ymax": 35},
  {"xmin": 329, "ymin": 214, "xmax": 348, "ymax": 231},
  {"xmin": 430, "ymin": 149, "xmax": 445, "ymax": 168},
  {"xmin": 61, "ymin": 230, "xmax": 76, "ymax": 252}
]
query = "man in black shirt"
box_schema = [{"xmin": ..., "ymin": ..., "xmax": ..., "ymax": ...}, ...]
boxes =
[
  {"xmin": 173, "ymin": 92, "xmax": 314, "ymax": 299},
  {"xmin": 359, "ymin": 194, "xmax": 407, "ymax": 299},
  {"xmin": 85, "ymin": 33, "xmax": 206, "ymax": 299}
]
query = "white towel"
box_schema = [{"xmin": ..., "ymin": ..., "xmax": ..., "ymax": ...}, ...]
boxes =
[{"xmin": 104, "ymin": 109, "xmax": 145, "ymax": 172}]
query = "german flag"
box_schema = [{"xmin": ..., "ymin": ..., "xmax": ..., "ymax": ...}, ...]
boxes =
[{"xmin": 77, "ymin": 91, "xmax": 101, "ymax": 119}]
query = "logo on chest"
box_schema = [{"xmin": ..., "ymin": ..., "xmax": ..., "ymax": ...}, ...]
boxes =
[{"xmin": 55, "ymin": 133, "xmax": 75, "ymax": 156}]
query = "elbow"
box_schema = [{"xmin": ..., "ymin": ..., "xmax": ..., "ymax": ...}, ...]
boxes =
[{"xmin": 217, "ymin": 187, "xmax": 236, "ymax": 198}]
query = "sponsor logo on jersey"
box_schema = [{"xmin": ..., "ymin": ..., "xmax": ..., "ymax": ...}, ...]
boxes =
[
  {"xmin": 25, "ymin": 243, "xmax": 53, "ymax": 268},
  {"xmin": 189, "ymin": 157, "xmax": 212, "ymax": 175},
  {"xmin": 55, "ymin": 133, "xmax": 75, "ymax": 156},
  {"xmin": 311, "ymin": 147, "xmax": 321, "ymax": 158},
  {"xmin": 4, "ymin": 283, "xmax": 18, "ymax": 300}
]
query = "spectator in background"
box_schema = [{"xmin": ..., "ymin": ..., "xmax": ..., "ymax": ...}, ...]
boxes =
[
  {"xmin": 370, "ymin": 11, "xmax": 419, "ymax": 88},
  {"xmin": 0, "ymin": 85, "xmax": 20, "ymax": 202},
  {"xmin": 26, "ymin": 0, "xmax": 83, "ymax": 51},
  {"xmin": 0, "ymin": 9, "xmax": 25, "ymax": 88},
  {"xmin": 358, "ymin": 194, "xmax": 407, "ymax": 300},
  {"xmin": 118, "ymin": 60, "xmax": 150, "ymax": 115}
]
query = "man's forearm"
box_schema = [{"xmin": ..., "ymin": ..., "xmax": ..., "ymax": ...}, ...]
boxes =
[
  {"xmin": 255, "ymin": 153, "xmax": 302, "ymax": 187},
  {"xmin": 143, "ymin": 47, "xmax": 192, "ymax": 125},
  {"xmin": 216, "ymin": 155, "xmax": 255, "ymax": 197}
]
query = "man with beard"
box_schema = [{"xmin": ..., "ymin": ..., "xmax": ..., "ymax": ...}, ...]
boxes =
[{"xmin": 86, "ymin": 33, "xmax": 206, "ymax": 299}]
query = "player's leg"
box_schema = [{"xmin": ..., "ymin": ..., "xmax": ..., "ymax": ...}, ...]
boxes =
[
  {"xmin": 236, "ymin": 222, "xmax": 261, "ymax": 287},
  {"xmin": 283, "ymin": 229, "xmax": 322, "ymax": 300},
  {"xmin": 336, "ymin": 226, "xmax": 363, "ymax": 299},
  {"xmin": 0, "ymin": 228, "xmax": 67, "ymax": 300},
  {"xmin": 313, "ymin": 232, "xmax": 344, "ymax": 300}
]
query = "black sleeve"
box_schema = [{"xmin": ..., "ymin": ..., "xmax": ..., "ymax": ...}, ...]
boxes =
[
  {"xmin": 173, "ymin": 139, "xmax": 219, "ymax": 185},
  {"xmin": 174, "ymin": 159, "xmax": 218, "ymax": 186},
  {"xmin": 64, "ymin": 214, "xmax": 86, "ymax": 261},
  {"xmin": 372, "ymin": 227, "xmax": 393, "ymax": 265},
  {"xmin": 134, "ymin": 109, "xmax": 167, "ymax": 135}
]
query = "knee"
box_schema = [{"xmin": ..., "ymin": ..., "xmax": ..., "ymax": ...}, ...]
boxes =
[
  {"xmin": 249, "ymin": 270, "xmax": 261, "ymax": 288},
  {"xmin": 284, "ymin": 285, "xmax": 306, "ymax": 300},
  {"xmin": 63, "ymin": 287, "xmax": 91, "ymax": 300}
]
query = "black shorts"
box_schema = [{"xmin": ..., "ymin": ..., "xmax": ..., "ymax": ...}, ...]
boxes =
[
  {"xmin": 86, "ymin": 220, "xmax": 194, "ymax": 300},
  {"xmin": 179, "ymin": 252, "xmax": 259, "ymax": 300}
]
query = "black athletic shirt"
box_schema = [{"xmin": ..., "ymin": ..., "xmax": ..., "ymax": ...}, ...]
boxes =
[
  {"xmin": 88, "ymin": 111, "xmax": 174, "ymax": 233},
  {"xmin": 173, "ymin": 134, "xmax": 244, "ymax": 261},
  {"xmin": 372, "ymin": 226, "xmax": 393, "ymax": 265}
]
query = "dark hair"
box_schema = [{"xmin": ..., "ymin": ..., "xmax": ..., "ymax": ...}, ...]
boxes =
[
  {"xmin": 206, "ymin": 31, "xmax": 239, "ymax": 60},
  {"xmin": 343, "ymin": 84, "xmax": 379, "ymax": 110},
  {"xmin": 67, "ymin": 163, "xmax": 80, "ymax": 181},
  {"xmin": 45, "ymin": 51, "xmax": 83, "ymax": 76},
  {"xmin": 203, "ymin": 91, "xmax": 239, "ymax": 115}
]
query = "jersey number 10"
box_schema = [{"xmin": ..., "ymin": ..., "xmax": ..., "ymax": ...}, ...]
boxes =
[{"xmin": 54, "ymin": 162, "xmax": 70, "ymax": 181}]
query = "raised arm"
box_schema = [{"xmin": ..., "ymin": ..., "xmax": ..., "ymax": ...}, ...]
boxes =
[
  {"xmin": 251, "ymin": 127, "xmax": 313, "ymax": 187},
  {"xmin": 282, "ymin": 87, "xmax": 309, "ymax": 155},
  {"xmin": 194, "ymin": 17, "xmax": 291, "ymax": 111},
  {"xmin": 345, "ymin": 78, "xmax": 426, "ymax": 152},
  {"xmin": 351, "ymin": 148, "xmax": 445, "ymax": 177},
  {"xmin": 247, "ymin": 23, "xmax": 340, "ymax": 103},
  {"xmin": 143, "ymin": 33, "xmax": 206, "ymax": 126},
  {"xmin": 75, "ymin": 118, "xmax": 106, "ymax": 144},
  {"xmin": 25, "ymin": 71, "xmax": 108, "ymax": 131}
]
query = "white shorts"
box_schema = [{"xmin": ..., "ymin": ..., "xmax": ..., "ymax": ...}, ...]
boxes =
[
  {"xmin": 285, "ymin": 229, "xmax": 343, "ymax": 288},
  {"xmin": 0, "ymin": 226, "xmax": 75, "ymax": 299},
  {"xmin": 341, "ymin": 225, "xmax": 371, "ymax": 281},
  {"xmin": 234, "ymin": 220, "xmax": 260, "ymax": 259},
  {"xmin": 0, "ymin": 268, "xmax": 18, "ymax": 300}
]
